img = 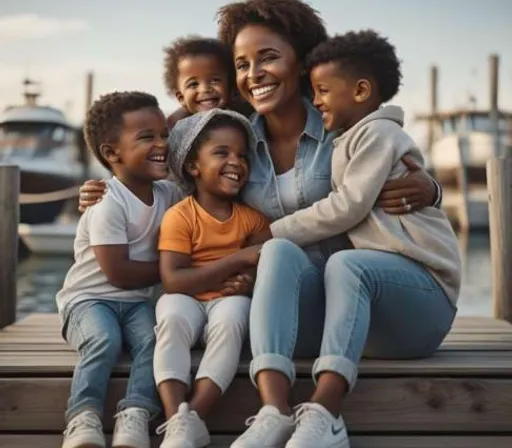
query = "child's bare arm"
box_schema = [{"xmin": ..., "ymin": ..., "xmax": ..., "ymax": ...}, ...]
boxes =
[
  {"xmin": 245, "ymin": 228, "xmax": 272, "ymax": 246},
  {"xmin": 160, "ymin": 248, "xmax": 260, "ymax": 296},
  {"xmin": 93, "ymin": 245, "xmax": 160, "ymax": 290}
]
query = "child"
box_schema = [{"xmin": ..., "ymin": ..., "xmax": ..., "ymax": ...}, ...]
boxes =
[
  {"xmin": 163, "ymin": 35, "xmax": 252, "ymax": 128},
  {"xmin": 56, "ymin": 91, "xmax": 182, "ymax": 448},
  {"xmin": 270, "ymin": 30, "xmax": 461, "ymax": 320},
  {"xmin": 77, "ymin": 36, "xmax": 251, "ymax": 212},
  {"xmin": 153, "ymin": 108, "xmax": 269, "ymax": 448}
]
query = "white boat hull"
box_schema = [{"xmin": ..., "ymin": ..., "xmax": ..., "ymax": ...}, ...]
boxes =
[
  {"xmin": 18, "ymin": 222, "xmax": 76, "ymax": 255},
  {"xmin": 430, "ymin": 132, "xmax": 495, "ymax": 229}
]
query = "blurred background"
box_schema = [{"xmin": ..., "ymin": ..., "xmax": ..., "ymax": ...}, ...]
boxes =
[{"xmin": 1, "ymin": 0, "xmax": 510, "ymax": 319}]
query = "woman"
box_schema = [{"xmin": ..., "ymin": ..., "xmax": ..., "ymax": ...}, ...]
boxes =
[
  {"xmin": 79, "ymin": 1, "xmax": 451, "ymax": 447},
  {"xmin": 216, "ymin": 2, "xmax": 455, "ymax": 448}
]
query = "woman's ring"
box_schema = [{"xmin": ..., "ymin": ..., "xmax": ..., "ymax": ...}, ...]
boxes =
[
  {"xmin": 401, "ymin": 196, "xmax": 407, "ymax": 205},
  {"xmin": 405, "ymin": 204, "xmax": 412, "ymax": 212}
]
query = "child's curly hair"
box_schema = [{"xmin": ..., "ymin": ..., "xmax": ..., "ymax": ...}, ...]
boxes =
[
  {"xmin": 216, "ymin": 0, "xmax": 327, "ymax": 92},
  {"xmin": 83, "ymin": 91, "xmax": 159, "ymax": 171},
  {"xmin": 163, "ymin": 36, "xmax": 234, "ymax": 96},
  {"xmin": 306, "ymin": 30, "xmax": 402, "ymax": 103}
]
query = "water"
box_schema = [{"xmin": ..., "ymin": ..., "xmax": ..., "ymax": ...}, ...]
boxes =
[{"xmin": 15, "ymin": 231, "xmax": 493, "ymax": 320}]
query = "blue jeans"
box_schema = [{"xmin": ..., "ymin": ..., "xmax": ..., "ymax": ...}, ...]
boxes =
[
  {"xmin": 250, "ymin": 239, "xmax": 457, "ymax": 391},
  {"xmin": 64, "ymin": 300, "xmax": 160, "ymax": 421}
]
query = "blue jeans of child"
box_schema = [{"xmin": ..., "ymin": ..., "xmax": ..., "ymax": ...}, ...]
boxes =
[
  {"xmin": 249, "ymin": 239, "xmax": 457, "ymax": 391},
  {"xmin": 64, "ymin": 299, "xmax": 160, "ymax": 422}
]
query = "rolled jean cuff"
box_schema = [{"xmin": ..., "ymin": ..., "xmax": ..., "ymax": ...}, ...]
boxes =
[
  {"xmin": 312, "ymin": 355, "xmax": 358, "ymax": 393},
  {"xmin": 250, "ymin": 353, "xmax": 296, "ymax": 388},
  {"xmin": 66, "ymin": 403, "xmax": 102, "ymax": 423},
  {"xmin": 118, "ymin": 395, "xmax": 161, "ymax": 419}
]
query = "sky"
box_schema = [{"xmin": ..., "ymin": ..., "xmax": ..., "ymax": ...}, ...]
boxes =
[{"xmin": 1, "ymin": 0, "xmax": 511, "ymax": 146}]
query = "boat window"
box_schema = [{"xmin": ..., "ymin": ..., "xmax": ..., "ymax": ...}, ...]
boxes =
[
  {"xmin": 0, "ymin": 122, "xmax": 76, "ymax": 152},
  {"xmin": 52, "ymin": 126, "xmax": 65, "ymax": 142}
]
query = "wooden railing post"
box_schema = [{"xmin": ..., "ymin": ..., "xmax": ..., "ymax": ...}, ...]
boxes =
[
  {"xmin": 0, "ymin": 165, "xmax": 19, "ymax": 329},
  {"xmin": 487, "ymin": 157, "xmax": 512, "ymax": 323}
]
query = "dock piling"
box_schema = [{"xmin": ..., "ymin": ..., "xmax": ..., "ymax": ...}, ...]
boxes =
[
  {"xmin": 487, "ymin": 156, "xmax": 512, "ymax": 323},
  {"xmin": 0, "ymin": 165, "xmax": 19, "ymax": 329}
]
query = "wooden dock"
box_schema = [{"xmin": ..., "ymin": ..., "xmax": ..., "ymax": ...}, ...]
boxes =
[{"xmin": 1, "ymin": 313, "xmax": 512, "ymax": 447}]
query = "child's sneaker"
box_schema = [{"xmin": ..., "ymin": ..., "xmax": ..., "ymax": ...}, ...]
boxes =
[
  {"xmin": 157, "ymin": 402, "xmax": 210, "ymax": 448},
  {"xmin": 62, "ymin": 410, "xmax": 105, "ymax": 448},
  {"xmin": 112, "ymin": 407, "xmax": 151, "ymax": 448},
  {"xmin": 285, "ymin": 402, "xmax": 349, "ymax": 448},
  {"xmin": 230, "ymin": 405, "xmax": 295, "ymax": 448}
]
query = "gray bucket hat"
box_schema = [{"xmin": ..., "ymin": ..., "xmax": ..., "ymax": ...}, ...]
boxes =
[{"xmin": 167, "ymin": 108, "xmax": 257, "ymax": 193}]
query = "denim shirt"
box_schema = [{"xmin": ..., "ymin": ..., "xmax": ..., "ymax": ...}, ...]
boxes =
[{"xmin": 241, "ymin": 99, "xmax": 352, "ymax": 266}]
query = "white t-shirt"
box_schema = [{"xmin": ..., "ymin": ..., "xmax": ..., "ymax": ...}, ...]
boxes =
[
  {"xmin": 276, "ymin": 168, "xmax": 299, "ymax": 214},
  {"xmin": 56, "ymin": 177, "xmax": 183, "ymax": 318}
]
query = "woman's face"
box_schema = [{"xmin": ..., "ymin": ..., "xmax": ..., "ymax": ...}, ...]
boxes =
[{"xmin": 233, "ymin": 24, "xmax": 302, "ymax": 115}]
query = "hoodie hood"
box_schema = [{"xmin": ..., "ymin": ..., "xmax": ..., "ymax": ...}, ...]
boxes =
[{"xmin": 336, "ymin": 105, "xmax": 405, "ymax": 143}]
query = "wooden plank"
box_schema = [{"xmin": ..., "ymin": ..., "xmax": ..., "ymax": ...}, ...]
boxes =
[
  {"xmin": 2, "ymin": 350, "xmax": 512, "ymax": 376},
  {"xmin": 8, "ymin": 313, "xmax": 512, "ymax": 332},
  {"xmin": 2, "ymin": 435, "xmax": 512, "ymax": 448},
  {"xmin": 1, "ymin": 377, "xmax": 512, "ymax": 433}
]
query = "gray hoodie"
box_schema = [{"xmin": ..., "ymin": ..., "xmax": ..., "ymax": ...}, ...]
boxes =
[{"xmin": 270, "ymin": 105, "xmax": 461, "ymax": 306}]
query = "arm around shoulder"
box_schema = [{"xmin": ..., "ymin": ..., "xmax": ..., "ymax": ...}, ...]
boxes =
[{"xmin": 271, "ymin": 123, "xmax": 398, "ymax": 246}]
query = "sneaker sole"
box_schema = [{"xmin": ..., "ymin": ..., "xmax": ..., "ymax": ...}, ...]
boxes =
[
  {"xmin": 196, "ymin": 435, "xmax": 211, "ymax": 447},
  {"xmin": 112, "ymin": 436, "xmax": 150, "ymax": 448}
]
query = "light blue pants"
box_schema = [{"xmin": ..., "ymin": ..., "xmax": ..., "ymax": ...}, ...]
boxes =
[
  {"xmin": 64, "ymin": 300, "xmax": 161, "ymax": 422},
  {"xmin": 249, "ymin": 239, "xmax": 456, "ymax": 391}
]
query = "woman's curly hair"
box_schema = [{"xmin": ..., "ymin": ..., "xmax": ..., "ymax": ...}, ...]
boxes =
[
  {"xmin": 306, "ymin": 30, "xmax": 403, "ymax": 102},
  {"xmin": 217, "ymin": 0, "xmax": 328, "ymax": 66},
  {"xmin": 83, "ymin": 91, "xmax": 159, "ymax": 171}
]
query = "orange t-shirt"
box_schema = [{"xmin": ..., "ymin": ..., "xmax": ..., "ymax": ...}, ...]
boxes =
[{"xmin": 158, "ymin": 196, "xmax": 269, "ymax": 300}]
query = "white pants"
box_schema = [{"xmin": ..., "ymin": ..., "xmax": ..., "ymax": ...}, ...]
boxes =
[{"xmin": 154, "ymin": 293, "xmax": 251, "ymax": 393}]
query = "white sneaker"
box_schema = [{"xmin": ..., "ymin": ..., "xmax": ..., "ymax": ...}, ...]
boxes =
[
  {"xmin": 112, "ymin": 407, "xmax": 151, "ymax": 448},
  {"xmin": 157, "ymin": 402, "xmax": 210, "ymax": 448},
  {"xmin": 286, "ymin": 403, "xmax": 349, "ymax": 448},
  {"xmin": 230, "ymin": 405, "xmax": 295, "ymax": 448},
  {"xmin": 62, "ymin": 410, "xmax": 105, "ymax": 448}
]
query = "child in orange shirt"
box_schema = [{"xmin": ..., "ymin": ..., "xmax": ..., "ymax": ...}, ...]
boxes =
[{"xmin": 154, "ymin": 108, "xmax": 269, "ymax": 448}]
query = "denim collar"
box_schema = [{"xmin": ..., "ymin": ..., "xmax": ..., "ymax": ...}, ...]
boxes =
[{"xmin": 251, "ymin": 98, "xmax": 325, "ymax": 144}]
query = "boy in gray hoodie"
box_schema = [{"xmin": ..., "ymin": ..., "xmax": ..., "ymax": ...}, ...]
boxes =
[{"xmin": 270, "ymin": 30, "xmax": 461, "ymax": 309}]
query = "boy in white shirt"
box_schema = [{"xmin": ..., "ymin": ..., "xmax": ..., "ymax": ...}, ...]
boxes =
[{"xmin": 56, "ymin": 91, "xmax": 182, "ymax": 448}]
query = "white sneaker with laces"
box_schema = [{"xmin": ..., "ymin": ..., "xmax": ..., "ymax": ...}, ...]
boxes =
[
  {"xmin": 157, "ymin": 402, "xmax": 210, "ymax": 448},
  {"xmin": 285, "ymin": 402, "xmax": 349, "ymax": 448},
  {"xmin": 112, "ymin": 407, "xmax": 151, "ymax": 448},
  {"xmin": 230, "ymin": 405, "xmax": 295, "ymax": 448},
  {"xmin": 62, "ymin": 410, "xmax": 105, "ymax": 448}
]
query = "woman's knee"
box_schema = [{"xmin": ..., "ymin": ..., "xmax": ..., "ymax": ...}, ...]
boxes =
[{"xmin": 259, "ymin": 238, "xmax": 305, "ymax": 264}]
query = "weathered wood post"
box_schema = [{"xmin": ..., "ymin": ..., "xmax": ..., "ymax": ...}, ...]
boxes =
[
  {"xmin": 0, "ymin": 165, "xmax": 19, "ymax": 329},
  {"xmin": 427, "ymin": 65, "xmax": 438, "ymax": 155},
  {"xmin": 489, "ymin": 54, "xmax": 500, "ymax": 156},
  {"xmin": 487, "ymin": 157, "xmax": 512, "ymax": 323}
]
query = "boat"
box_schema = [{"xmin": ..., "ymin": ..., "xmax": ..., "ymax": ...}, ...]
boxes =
[
  {"xmin": 0, "ymin": 79, "xmax": 85, "ymax": 224},
  {"xmin": 417, "ymin": 109, "xmax": 512, "ymax": 229},
  {"xmin": 18, "ymin": 219, "xmax": 77, "ymax": 255},
  {"xmin": 415, "ymin": 56, "xmax": 512, "ymax": 229}
]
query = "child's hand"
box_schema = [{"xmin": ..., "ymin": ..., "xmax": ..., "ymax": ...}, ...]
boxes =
[
  {"xmin": 238, "ymin": 245, "xmax": 262, "ymax": 267},
  {"xmin": 78, "ymin": 179, "xmax": 108, "ymax": 212},
  {"xmin": 221, "ymin": 270, "xmax": 255, "ymax": 296}
]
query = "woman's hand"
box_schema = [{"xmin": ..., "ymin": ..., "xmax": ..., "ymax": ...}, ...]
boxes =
[
  {"xmin": 220, "ymin": 269, "xmax": 256, "ymax": 297},
  {"xmin": 78, "ymin": 179, "xmax": 108, "ymax": 212},
  {"xmin": 376, "ymin": 155, "xmax": 437, "ymax": 214}
]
